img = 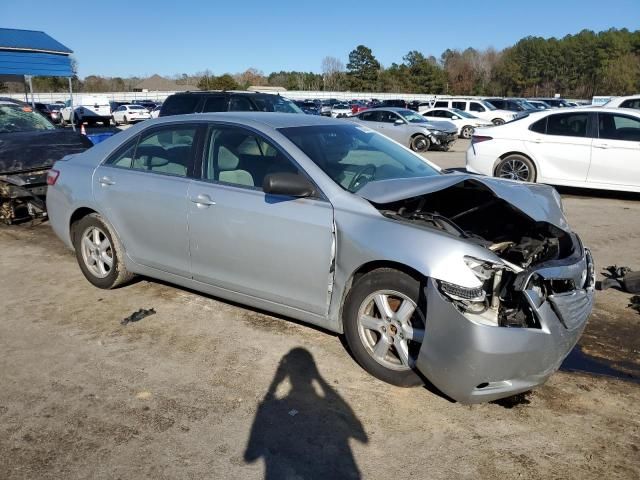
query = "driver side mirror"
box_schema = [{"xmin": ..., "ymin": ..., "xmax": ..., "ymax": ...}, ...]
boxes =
[
  {"xmin": 394, "ymin": 119, "xmax": 405, "ymax": 126},
  {"xmin": 451, "ymin": 115, "xmax": 460, "ymax": 120},
  {"xmin": 263, "ymin": 172, "xmax": 316, "ymax": 198}
]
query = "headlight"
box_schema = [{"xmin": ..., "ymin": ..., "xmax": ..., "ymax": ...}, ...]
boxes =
[{"xmin": 430, "ymin": 130, "xmax": 443, "ymax": 135}]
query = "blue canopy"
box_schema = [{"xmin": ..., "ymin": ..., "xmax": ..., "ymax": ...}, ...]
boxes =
[{"xmin": 0, "ymin": 28, "xmax": 73, "ymax": 77}]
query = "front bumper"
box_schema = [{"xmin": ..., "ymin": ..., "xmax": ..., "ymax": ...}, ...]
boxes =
[
  {"xmin": 431, "ymin": 132, "xmax": 457, "ymax": 147},
  {"xmin": 416, "ymin": 246, "xmax": 594, "ymax": 403}
]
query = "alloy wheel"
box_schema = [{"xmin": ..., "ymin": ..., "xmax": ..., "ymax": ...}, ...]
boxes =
[
  {"xmin": 357, "ymin": 290, "xmax": 425, "ymax": 371},
  {"xmin": 498, "ymin": 159, "xmax": 531, "ymax": 181},
  {"xmin": 80, "ymin": 226, "xmax": 113, "ymax": 278}
]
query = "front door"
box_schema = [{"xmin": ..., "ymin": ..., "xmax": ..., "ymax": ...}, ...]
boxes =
[
  {"xmin": 187, "ymin": 124, "xmax": 334, "ymax": 315},
  {"xmin": 93, "ymin": 123, "xmax": 201, "ymax": 277},
  {"xmin": 588, "ymin": 112, "xmax": 640, "ymax": 188}
]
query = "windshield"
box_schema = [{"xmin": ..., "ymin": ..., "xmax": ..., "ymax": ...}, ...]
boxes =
[
  {"xmin": 451, "ymin": 108, "xmax": 476, "ymax": 119},
  {"xmin": 130, "ymin": 105, "xmax": 146, "ymax": 110},
  {"xmin": 278, "ymin": 124, "xmax": 440, "ymax": 193},
  {"xmin": 0, "ymin": 105, "xmax": 55, "ymax": 133},
  {"xmin": 334, "ymin": 104, "xmax": 350, "ymax": 109},
  {"xmin": 253, "ymin": 96, "xmax": 303, "ymax": 114},
  {"xmin": 397, "ymin": 109, "xmax": 429, "ymax": 123}
]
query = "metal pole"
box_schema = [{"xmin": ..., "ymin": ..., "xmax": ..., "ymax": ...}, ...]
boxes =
[
  {"xmin": 27, "ymin": 76, "xmax": 36, "ymax": 109},
  {"xmin": 68, "ymin": 77, "xmax": 75, "ymax": 132},
  {"xmin": 23, "ymin": 75, "xmax": 29, "ymax": 102}
]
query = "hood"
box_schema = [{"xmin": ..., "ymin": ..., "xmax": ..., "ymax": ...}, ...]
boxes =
[
  {"xmin": 356, "ymin": 173, "xmax": 568, "ymax": 231},
  {"xmin": 419, "ymin": 120, "xmax": 457, "ymax": 133},
  {"xmin": 0, "ymin": 129, "xmax": 92, "ymax": 174}
]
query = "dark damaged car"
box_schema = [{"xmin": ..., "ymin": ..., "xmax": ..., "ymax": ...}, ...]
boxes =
[
  {"xmin": 0, "ymin": 101, "xmax": 92, "ymax": 223},
  {"xmin": 46, "ymin": 113, "xmax": 594, "ymax": 403}
]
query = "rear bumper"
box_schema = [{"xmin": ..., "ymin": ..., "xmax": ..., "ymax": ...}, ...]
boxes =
[{"xmin": 416, "ymin": 246, "xmax": 594, "ymax": 404}]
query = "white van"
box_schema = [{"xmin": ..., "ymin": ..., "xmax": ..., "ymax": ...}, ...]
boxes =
[
  {"xmin": 420, "ymin": 98, "xmax": 519, "ymax": 125},
  {"xmin": 61, "ymin": 95, "xmax": 112, "ymax": 126}
]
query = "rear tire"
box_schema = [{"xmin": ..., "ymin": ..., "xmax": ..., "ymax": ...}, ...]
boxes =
[
  {"xmin": 72, "ymin": 213, "xmax": 134, "ymax": 289},
  {"xmin": 124, "ymin": 115, "xmax": 129, "ymax": 125},
  {"xmin": 103, "ymin": 118, "xmax": 111, "ymax": 127},
  {"xmin": 495, "ymin": 154, "xmax": 536, "ymax": 182},
  {"xmin": 112, "ymin": 116, "xmax": 119, "ymax": 126},
  {"xmin": 343, "ymin": 268, "xmax": 426, "ymax": 387}
]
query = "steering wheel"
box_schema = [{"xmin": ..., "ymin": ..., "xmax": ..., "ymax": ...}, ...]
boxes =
[{"xmin": 348, "ymin": 164, "xmax": 377, "ymax": 191}]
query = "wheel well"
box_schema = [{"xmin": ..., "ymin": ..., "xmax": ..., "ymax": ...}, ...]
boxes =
[
  {"xmin": 493, "ymin": 151, "xmax": 537, "ymax": 176},
  {"xmin": 69, "ymin": 207, "xmax": 97, "ymax": 240},
  {"xmin": 410, "ymin": 132, "xmax": 427, "ymax": 139},
  {"xmin": 342, "ymin": 261, "xmax": 425, "ymax": 305}
]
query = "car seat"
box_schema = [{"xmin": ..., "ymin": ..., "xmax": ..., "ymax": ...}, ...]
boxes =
[{"xmin": 218, "ymin": 146, "xmax": 254, "ymax": 187}]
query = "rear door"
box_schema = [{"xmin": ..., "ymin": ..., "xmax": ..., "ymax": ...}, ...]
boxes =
[
  {"xmin": 525, "ymin": 111, "xmax": 592, "ymax": 182},
  {"xmin": 93, "ymin": 123, "xmax": 203, "ymax": 277},
  {"xmin": 187, "ymin": 124, "xmax": 334, "ymax": 315},
  {"xmin": 588, "ymin": 112, "xmax": 640, "ymax": 188}
]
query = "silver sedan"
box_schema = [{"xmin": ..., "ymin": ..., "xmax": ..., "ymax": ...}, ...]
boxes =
[{"xmin": 46, "ymin": 113, "xmax": 594, "ymax": 403}]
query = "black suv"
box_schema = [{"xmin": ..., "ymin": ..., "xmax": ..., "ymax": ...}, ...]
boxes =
[{"xmin": 159, "ymin": 91, "xmax": 303, "ymax": 117}]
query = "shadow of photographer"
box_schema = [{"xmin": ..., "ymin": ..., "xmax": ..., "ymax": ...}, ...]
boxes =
[{"xmin": 244, "ymin": 347, "xmax": 368, "ymax": 479}]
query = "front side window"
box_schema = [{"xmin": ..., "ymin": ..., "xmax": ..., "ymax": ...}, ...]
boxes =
[
  {"xmin": 469, "ymin": 102, "xmax": 485, "ymax": 112},
  {"xmin": 203, "ymin": 126, "xmax": 300, "ymax": 189},
  {"xmin": 598, "ymin": 113, "xmax": 640, "ymax": 141},
  {"xmin": 546, "ymin": 113, "xmax": 589, "ymax": 137},
  {"xmin": 279, "ymin": 124, "xmax": 439, "ymax": 193},
  {"xmin": 229, "ymin": 96, "xmax": 255, "ymax": 111},
  {"xmin": 106, "ymin": 125, "xmax": 197, "ymax": 177},
  {"xmin": 252, "ymin": 95, "xmax": 303, "ymax": 113},
  {"xmin": 620, "ymin": 99, "xmax": 640, "ymax": 109},
  {"xmin": 434, "ymin": 101, "xmax": 449, "ymax": 108}
]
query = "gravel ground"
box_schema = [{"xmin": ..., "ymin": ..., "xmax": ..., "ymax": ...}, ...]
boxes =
[{"xmin": 0, "ymin": 137, "xmax": 639, "ymax": 479}]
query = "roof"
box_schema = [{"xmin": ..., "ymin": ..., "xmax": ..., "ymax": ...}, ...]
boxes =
[
  {"xmin": 0, "ymin": 28, "xmax": 73, "ymax": 77},
  {"xmin": 153, "ymin": 111, "xmax": 344, "ymax": 129},
  {"xmin": 133, "ymin": 74, "xmax": 198, "ymax": 92},
  {"xmin": 0, "ymin": 28, "xmax": 72, "ymax": 54}
]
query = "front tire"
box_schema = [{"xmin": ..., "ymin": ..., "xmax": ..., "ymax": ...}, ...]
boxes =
[
  {"xmin": 72, "ymin": 213, "xmax": 134, "ymax": 289},
  {"xmin": 492, "ymin": 118, "xmax": 506, "ymax": 125},
  {"xmin": 410, "ymin": 134, "xmax": 430, "ymax": 152},
  {"xmin": 343, "ymin": 269, "xmax": 426, "ymax": 387},
  {"xmin": 123, "ymin": 115, "xmax": 129, "ymax": 125},
  {"xmin": 495, "ymin": 154, "xmax": 536, "ymax": 182},
  {"xmin": 460, "ymin": 125, "xmax": 474, "ymax": 139}
]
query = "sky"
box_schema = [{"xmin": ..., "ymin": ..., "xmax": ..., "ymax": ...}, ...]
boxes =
[{"xmin": 2, "ymin": 0, "xmax": 639, "ymax": 78}]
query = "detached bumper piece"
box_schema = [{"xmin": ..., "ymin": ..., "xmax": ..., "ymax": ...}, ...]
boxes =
[{"xmin": 416, "ymin": 247, "xmax": 594, "ymax": 404}]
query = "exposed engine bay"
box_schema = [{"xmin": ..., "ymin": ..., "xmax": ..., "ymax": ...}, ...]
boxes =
[{"xmin": 374, "ymin": 180, "xmax": 577, "ymax": 329}]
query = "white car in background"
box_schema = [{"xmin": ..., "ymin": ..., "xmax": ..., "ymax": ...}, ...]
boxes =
[
  {"xmin": 150, "ymin": 105, "xmax": 162, "ymax": 118},
  {"xmin": 61, "ymin": 95, "xmax": 112, "ymax": 126},
  {"xmin": 466, "ymin": 107, "xmax": 640, "ymax": 193},
  {"xmin": 331, "ymin": 103, "xmax": 352, "ymax": 118},
  {"xmin": 422, "ymin": 98, "xmax": 519, "ymax": 125},
  {"xmin": 422, "ymin": 108, "xmax": 493, "ymax": 138},
  {"xmin": 112, "ymin": 104, "xmax": 151, "ymax": 125},
  {"xmin": 603, "ymin": 95, "xmax": 640, "ymax": 110}
]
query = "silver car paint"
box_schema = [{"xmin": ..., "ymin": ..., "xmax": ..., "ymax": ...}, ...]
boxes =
[
  {"xmin": 350, "ymin": 107, "xmax": 457, "ymax": 146},
  {"xmin": 47, "ymin": 113, "xmax": 592, "ymax": 403}
]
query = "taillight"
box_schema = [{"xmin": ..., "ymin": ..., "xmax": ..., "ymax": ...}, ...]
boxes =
[
  {"xmin": 471, "ymin": 135, "xmax": 493, "ymax": 145},
  {"xmin": 47, "ymin": 169, "xmax": 60, "ymax": 186}
]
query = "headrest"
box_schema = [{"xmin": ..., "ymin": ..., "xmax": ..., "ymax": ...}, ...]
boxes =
[{"xmin": 218, "ymin": 146, "xmax": 239, "ymax": 170}]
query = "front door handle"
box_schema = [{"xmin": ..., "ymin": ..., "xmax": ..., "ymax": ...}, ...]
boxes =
[
  {"xmin": 190, "ymin": 193, "xmax": 216, "ymax": 207},
  {"xmin": 99, "ymin": 176, "xmax": 115, "ymax": 186},
  {"xmin": 593, "ymin": 143, "xmax": 609, "ymax": 149}
]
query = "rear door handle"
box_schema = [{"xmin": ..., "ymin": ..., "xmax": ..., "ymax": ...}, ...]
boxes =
[
  {"xmin": 190, "ymin": 193, "xmax": 216, "ymax": 207},
  {"xmin": 593, "ymin": 143, "xmax": 609, "ymax": 149},
  {"xmin": 532, "ymin": 138, "xmax": 543, "ymax": 143},
  {"xmin": 99, "ymin": 176, "xmax": 115, "ymax": 186}
]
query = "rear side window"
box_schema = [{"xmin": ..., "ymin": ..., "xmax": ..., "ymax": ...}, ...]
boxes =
[
  {"xmin": 452, "ymin": 101, "xmax": 466, "ymax": 110},
  {"xmin": 598, "ymin": 113, "xmax": 640, "ymax": 141},
  {"xmin": 203, "ymin": 96, "xmax": 228, "ymax": 112},
  {"xmin": 434, "ymin": 101, "xmax": 449, "ymax": 108},
  {"xmin": 546, "ymin": 113, "xmax": 589, "ymax": 137},
  {"xmin": 530, "ymin": 117, "xmax": 547, "ymax": 134},
  {"xmin": 160, "ymin": 95, "xmax": 200, "ymax": 116}
]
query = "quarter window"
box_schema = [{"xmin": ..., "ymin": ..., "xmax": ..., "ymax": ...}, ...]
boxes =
[
  {"xmin": 598, "ymin": 113, "xmax": 640, "ymax": 141},
  {"xmin": 203, "ymin": 126, "xmax": 300, "ymax": 190},
  {"xmin": 620, "ymin": 99, "xmax": 640, "ymax": 109},
  {"xmin": 546, "ymin": 113, "xmax": 589, "ymax": 137},
  {"xmin": 529, "ymin": 117, "xmax": 547, "ymax": 134}
]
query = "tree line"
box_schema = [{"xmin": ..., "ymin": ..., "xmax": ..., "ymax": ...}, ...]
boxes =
[{"xmin": 2, "ymin": 28, "xmax": 638, "ymax": 98}]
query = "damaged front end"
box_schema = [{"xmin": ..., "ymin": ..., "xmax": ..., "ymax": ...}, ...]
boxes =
[
  {"xmin": 359, "ymin": 175, "xmax": 595, "ymax": 402},
  {"xmin": 0, "ymin": 170, "xmax": 48, "ymax": 224}
]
